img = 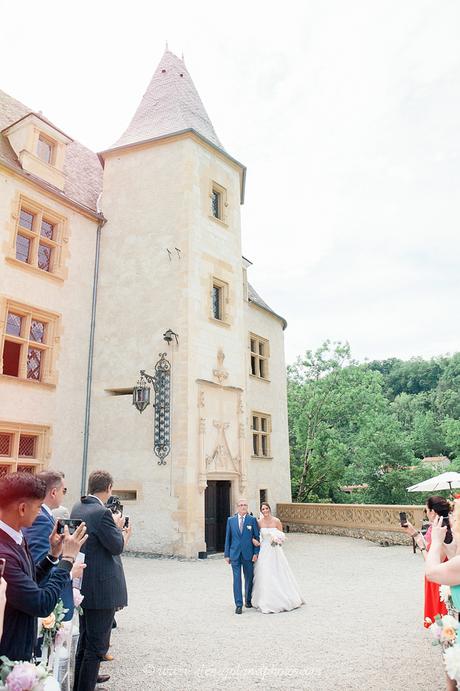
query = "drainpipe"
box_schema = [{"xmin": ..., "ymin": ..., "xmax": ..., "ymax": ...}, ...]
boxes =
[{"xmin": 81, "ymin": 195, "xmax": 106, "ymax": 495}]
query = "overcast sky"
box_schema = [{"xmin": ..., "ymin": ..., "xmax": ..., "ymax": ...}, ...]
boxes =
[{"xmin": 1, "ymin": 0, "xmax": 459, "ymax": 364}]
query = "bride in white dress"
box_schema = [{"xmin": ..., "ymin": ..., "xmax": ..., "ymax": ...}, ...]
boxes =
[{"xmin": 251, "ymin": 502, "xmax": 304, "ymax": 614}]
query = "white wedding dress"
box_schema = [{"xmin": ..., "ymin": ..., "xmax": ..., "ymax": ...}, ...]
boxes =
[{"xmin": 252, "ymin": 528, "xmax": 305, "ymax": 614}]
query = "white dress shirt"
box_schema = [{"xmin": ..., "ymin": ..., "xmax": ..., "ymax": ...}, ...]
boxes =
[{"xmin": 0, "ymin": 518, "xmax": 23, "ymax": 545}]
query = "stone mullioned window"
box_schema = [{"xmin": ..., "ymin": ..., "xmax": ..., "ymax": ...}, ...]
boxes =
[
  {"xmin": 0, "ymin": 298, "xmax": 60, "ymax": 386},
  {"xmin": 0, "ymin": 421, "xmax": 50, "ymax": 475}
]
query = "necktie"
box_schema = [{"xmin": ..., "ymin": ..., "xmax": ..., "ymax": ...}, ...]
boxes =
[{"xmin": 239, "ymin": 516, "xmax": 243, "ymax": 533}]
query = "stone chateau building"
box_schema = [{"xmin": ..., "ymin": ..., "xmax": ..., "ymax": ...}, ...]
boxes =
[{"xmin": 0, "ymin": 50, "xmax": 291, "ymax": 556}]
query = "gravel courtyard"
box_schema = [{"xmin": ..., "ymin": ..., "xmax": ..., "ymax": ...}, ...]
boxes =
[{"xmin": 104, "ymin": 534, "xmax": 446, "ymax": 691}]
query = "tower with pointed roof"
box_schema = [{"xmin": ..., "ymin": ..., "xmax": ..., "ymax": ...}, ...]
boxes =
[{"xmin": 87, "ymin": 49, "xmax": 291, "ymax": 556}]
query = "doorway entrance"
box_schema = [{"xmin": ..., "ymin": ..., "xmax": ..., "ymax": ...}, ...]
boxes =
[{"xmin": 205, "ymin": 480, "xmax": 231, "ymax": 554}]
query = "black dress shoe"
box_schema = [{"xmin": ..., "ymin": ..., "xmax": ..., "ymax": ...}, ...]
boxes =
[
  {"xmin": 245, "ymin": 602, "xmax": 252, "ymax": 608},
  {"xmin": 97, "ymin": 674, "xmax": 110, "ymax": 683},
  {"xmin": 235, "ymin": 606, "xmax": 242, "ymax": 614}
]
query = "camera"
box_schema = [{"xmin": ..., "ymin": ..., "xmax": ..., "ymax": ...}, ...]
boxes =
[{"xmin": 106, "ymin": 495, "xmax": 123, "ymax": 516}]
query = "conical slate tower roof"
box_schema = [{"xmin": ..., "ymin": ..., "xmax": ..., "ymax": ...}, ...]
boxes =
[{"xmin": 111, "ymin": 50, "xmax": 223, "ymax": 151}]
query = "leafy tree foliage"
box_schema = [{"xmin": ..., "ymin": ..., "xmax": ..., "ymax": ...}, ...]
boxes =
[{"xmin": 288, "ymin": 344, "xmax": 460, "ymax": 504}]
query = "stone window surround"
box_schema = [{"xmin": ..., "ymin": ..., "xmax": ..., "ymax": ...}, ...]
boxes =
[
  {"xmin": 0, "ymin": 420, "xmax": 51, "ymax": 474},
  {"xmin": 5, "ymin": 193, "xmax": 69, "ymax": 282},
  {"xmin": 249, "ymin": 332, "xmax": 270, "ymax": 381},
  {"xmin": 0, "ymin": 297, "xmax": 61, "ymax": 388},
  {"xmin": 209, "ymin": 276, "xmax": 230, "ymax": 326},
  {"xmin": 208, "ymin": 180, "xmax": 228, "ymax": 227},
  {"xmin": 251, "ymin": 411, "xmax": 272, "ymax": 459}
]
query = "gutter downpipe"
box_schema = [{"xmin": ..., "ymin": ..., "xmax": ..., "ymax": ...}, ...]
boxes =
[{"xmin": 81, "ymin": 195, "xmax": 106, "ymax": 495}]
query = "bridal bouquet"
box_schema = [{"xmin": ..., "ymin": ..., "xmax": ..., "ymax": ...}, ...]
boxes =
[
  {"xmin": 0, "ymin": 659, "xmax": 60, "ymax": 690},
  {"xmin": 269, "ymin": 529, "xmax": 286, "ymax": 547}
]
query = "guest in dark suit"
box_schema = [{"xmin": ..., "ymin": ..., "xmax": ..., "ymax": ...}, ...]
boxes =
[
  {"xmin": 0, "ymin": 473, "xmax": 87, "ymax": 662},
  {"xmin": 23, "ymin": 470, "xmax": 75, "ymax": 622},
  {"xmin": 224, "ymin": 499, "xmax": 260, "ymax": 614},
  {"xmin": 71, "ymin": 470, "xmax": 132, "ymax": 691}
]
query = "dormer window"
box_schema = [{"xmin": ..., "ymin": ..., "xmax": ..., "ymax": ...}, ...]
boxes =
[
  {"xmin": 37, "ymin": 135, "xmax": 54, "ymax": 164},
  {"xmin": 1, "ymin": 113, "xmax": 73, "ymax": 190}
]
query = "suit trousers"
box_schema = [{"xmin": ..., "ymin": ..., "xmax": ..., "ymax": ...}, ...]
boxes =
[
  {"xmin": 73, "ymin": 607, "xmax": 115, "ymax": 691},
  {"xmin": 231, "ymin": 556, "xmax": 254, "ymax": 607}
]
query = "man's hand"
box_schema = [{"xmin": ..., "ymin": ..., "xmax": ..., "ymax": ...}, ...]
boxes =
[
  {"xmin": 49, "ymin": 522, "xmax": 64, "ymax": 557},
  {"xmin": 123, "ymin": 522, "xmax": 133, "ymax": 543},
  {"xmin": 252, "ymin": 555, "xmax": 258, "ymax": 563},
  {"xmin": 61, "ymin": 523, "xmax": 88, "ymax": 561},
  {"xmin": 225, "ymin": 557, "xmax": 230, "ymax": 564},
  {"xmin": 112, "ymin": 511, "xmax": 124, "ymax": 530},
  {"xmin": 252, "ymin": 538, "xmax": 260, "ymax": 547}
]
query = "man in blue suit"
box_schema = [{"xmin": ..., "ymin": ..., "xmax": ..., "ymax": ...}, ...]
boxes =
[
  {"xmin": 23, "ymin": 470, "xmax": 74, "ymax": 622},
  {"xmin": 224, "ymin": 499, "xmax": 260, "ymax": 614}
]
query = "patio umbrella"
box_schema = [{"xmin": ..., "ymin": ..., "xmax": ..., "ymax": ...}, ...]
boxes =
[{"xmin": 407, "ymin": 471, "xmax": 460, "ymax": 492}]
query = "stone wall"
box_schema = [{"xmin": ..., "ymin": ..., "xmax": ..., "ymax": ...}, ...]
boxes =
[{"xmin": 277, "ymin": 502, "xmax": 426, "ymax": 546}]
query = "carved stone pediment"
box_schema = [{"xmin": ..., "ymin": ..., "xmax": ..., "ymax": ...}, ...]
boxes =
[{"xmin": 205, "ymin": 420, "xmax": 240, "ymax": 474}]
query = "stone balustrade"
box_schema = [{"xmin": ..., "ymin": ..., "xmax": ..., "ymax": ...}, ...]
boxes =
[{"xmin": 277, "ymin": 502, "xmax": 427, "ymax": 546}]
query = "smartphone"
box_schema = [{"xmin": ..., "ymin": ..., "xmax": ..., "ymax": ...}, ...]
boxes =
[
  {"xmin": 0, "ymin": 557, "xmax": 5, "ymax": 578},
  {"xmin": 57, "ymin": 518, "xmax": 82, "ymax": 535},
  {"xmin": 123, "ymin": 516, "xmax": 130, "ymax": 529},
  {"xmin": 399, "ymin": 511, "xmax": 408, "ymax": 527}
]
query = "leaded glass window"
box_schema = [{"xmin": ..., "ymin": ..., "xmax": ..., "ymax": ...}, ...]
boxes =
[
  {"xmin": 6, "ymin": 313, "xmax": 22, "ymax": 337},
  {"xmin": 27, "ymin": 348, "xmax": 42, "ymax": 380},
  {"xmin": 16, "ymin": 234, "xmax": 31, "ymax": 262}
]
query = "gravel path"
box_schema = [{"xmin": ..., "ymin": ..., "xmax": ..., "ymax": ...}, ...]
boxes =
[{"xmin": 102, "ymin": 534, "xmax": 446, "ymax": 690}]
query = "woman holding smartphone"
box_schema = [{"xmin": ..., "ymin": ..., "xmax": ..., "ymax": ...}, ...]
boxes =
[{"xmin": 402, "ymin": 496, "xmax": 455, "ymax": 626}]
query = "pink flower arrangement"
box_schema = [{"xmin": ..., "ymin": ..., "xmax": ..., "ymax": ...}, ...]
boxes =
[{"xmin": 4, "ymin": 663, "xmax": 37, "ymax": 691}]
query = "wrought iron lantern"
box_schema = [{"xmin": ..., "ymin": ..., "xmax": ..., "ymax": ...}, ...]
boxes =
[
  {"xmin": 133, "ymin": 353, "xmax": 171, "ymax": 464},
  {"xmin": 132, "ymin": 373, "xmax": 150, "ymax": 413}
]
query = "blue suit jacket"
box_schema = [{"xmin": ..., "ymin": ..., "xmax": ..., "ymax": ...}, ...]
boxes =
[
  {"xmin": 224, "ymin": 514, "xmax": 260, "ymax": 561},
  {"xmin": 23, "ymin": 506, "xmax": 74, "ymax": 620}
]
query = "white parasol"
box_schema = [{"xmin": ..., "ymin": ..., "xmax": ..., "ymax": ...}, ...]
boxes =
[{"xmin": 407, "ymin": 471, "xmax": 460, "ymax": 492}]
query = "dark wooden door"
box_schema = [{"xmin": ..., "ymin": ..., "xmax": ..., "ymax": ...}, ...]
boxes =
[{"xmin": 205, "ymin": 480, "xmax": 230, "ymax": 554}]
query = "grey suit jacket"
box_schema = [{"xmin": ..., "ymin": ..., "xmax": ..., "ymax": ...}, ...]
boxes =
[{"xmin": 70, "ymin": 496, "xmax": 128, "ymax": 610}]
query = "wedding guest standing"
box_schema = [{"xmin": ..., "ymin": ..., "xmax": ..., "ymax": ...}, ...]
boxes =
[
  {"xmin": 0, "ymin": 473, "xmax": 87, "ymax": 662},
  {"xmin": 402, "ymin": 496, "xmax": 455, "ymax": 625},
  {"xmin": 71, "ymin": 470, "xmax": 132, "ymax": 691},
  {"xmin": 23, "ymin": 470, "xmax": 74, "ymax": 621}
]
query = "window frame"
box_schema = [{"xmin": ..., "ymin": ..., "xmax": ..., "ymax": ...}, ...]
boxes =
[
  {"xmin": 209, "ymin": 181, "xmax": 228, "ymax": 226},
  {"xmin": 6, "ymin": 195, "xmax": 68, "ymax": 281},
  {"xmin": 1, "ymin": 298, "xmax": 60, "ymax": 387},
  {"xmin": 210, "ymin": 277, "xmax": 230, "ymax": 325},
  {"xmin": 0, "ymin": 421, "xmax": 50, "ymax": 475},
  {"xmin": 36, "ymin": 134, "xmax": 56, "ymax": 165},
  {"xmin": 251, "ymin": 412, "xmax": 272, "ymax": 459},
  {"xmin": 249, "ymin": 333, "xmax": 270, "ymax": 380}
]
